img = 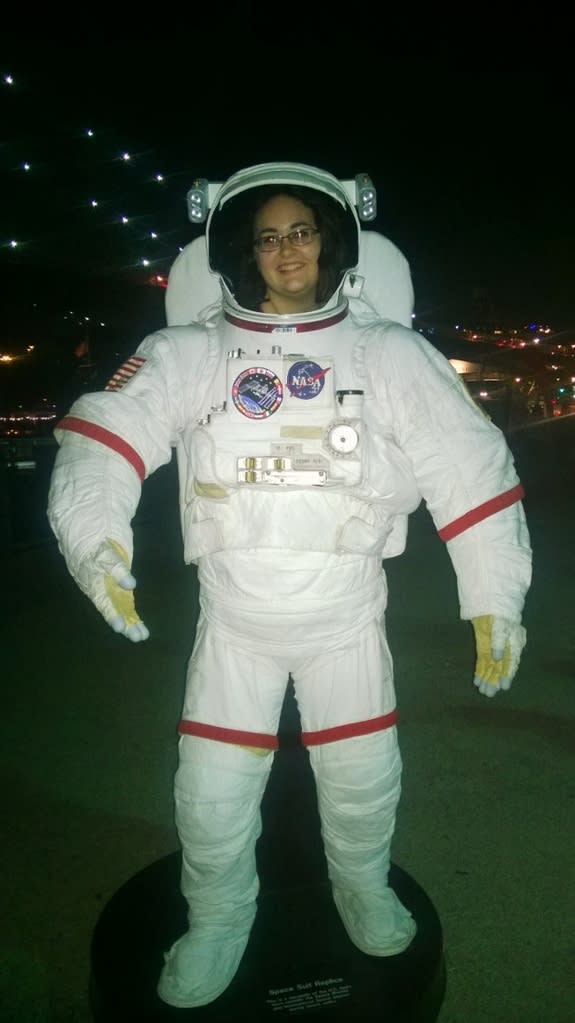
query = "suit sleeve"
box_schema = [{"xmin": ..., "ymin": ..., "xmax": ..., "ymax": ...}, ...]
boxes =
[
  {"xmin": 47, "ymin": 326, "xmax": 213, "ymax": 587},
  {"xmin": 369, "ymin": 325, "xmax": 532, "ymax": 622}
]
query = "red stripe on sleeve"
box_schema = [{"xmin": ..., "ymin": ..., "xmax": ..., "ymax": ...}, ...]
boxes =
[
  {"xmin": 57, "ymin": 416, "xmax": 146, "ymax": 482},
  {"xmin": 178, "ymin": 720, "xmax": 279, "ymax": 750},
  {"xmin": 437, "ymin": 484, "xmax": 525, "ymax": 542},
  {"xmin": 301, "ymin": 711, "xmax": 399, "ymax": 747}
]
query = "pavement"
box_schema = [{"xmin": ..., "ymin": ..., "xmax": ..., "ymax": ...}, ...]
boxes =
[{"xmin": 1, "ymin": 414, "xmax": 574, "ymax": 1023}]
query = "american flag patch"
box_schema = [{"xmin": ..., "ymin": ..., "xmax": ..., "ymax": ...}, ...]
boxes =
[{"xmin": 105, "ymin": 355, "xmax": 146, "ymax": 391}]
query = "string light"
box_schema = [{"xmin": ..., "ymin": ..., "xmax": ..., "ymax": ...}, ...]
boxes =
[{"xmin": 1, "ymin": 78, "xmax": 200, "ymax": 278}]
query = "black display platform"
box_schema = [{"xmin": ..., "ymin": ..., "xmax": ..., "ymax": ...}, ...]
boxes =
[
  {"xmin": 90, "ymin": 855, "xmax": 445, "ymax": 1022},
  {"xmin": 90, "ymin": 729, "xmax": 446, "ymax": 1021}
]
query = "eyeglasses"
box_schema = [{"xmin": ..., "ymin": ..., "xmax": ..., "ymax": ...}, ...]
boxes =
[{"xmin": 253, "ymin": 227, "xmax": 320, "ymax": 252}]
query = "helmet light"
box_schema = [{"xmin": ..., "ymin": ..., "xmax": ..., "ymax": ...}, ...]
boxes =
[
  {"xmin": 186, "ymin": 179, "xmax": 210, "ymax": 223},
  {"xmin": 185, "ymin": 168, "xmax": 377, "ymax": 225}
]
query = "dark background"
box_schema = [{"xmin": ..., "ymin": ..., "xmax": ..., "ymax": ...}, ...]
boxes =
[
  {"xmin": 2, "ymin": 39, "xmax": 572, "ymax": 318},
  {"xmin": 1, "ymin": 35, "xmax": 573, "ymax": 413}
]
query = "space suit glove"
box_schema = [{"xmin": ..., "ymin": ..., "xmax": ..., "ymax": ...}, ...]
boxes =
[
  {"xmin": 471, "ymin": 615, "xmax": 526, "ymax": 697},
  {"xmin": 76, "ymin": 539, "xmax": 150, "ymax": 642}
]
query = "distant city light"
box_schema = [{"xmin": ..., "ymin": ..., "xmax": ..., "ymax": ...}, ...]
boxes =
[{"xmin": 3, "ymin": 74, "xmax": 14, "ymax": 85}]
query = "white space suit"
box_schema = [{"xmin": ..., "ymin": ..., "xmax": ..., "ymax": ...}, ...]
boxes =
[{"xmin": 47, "ymin": 163, "xmax": 531, "ymax": 1009}]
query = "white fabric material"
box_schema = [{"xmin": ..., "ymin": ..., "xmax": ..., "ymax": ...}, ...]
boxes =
[
  {"xmin": 179, "ymin": 313, "xmax": 422, "ymax": 572},
  {"xmin": 48, "ymin": 319, "xmax": 531, "ymax": 636},
  {"xmin": 157, "ymin": 737, "xmax": 273, "ymax": 1008},
  {"xmin": 333, "ymin": 887, "xmax": 416, "ymax": 957},
  {"xmin": 47, "ymin": 255, "xmax": 532, "ymax": 1006},
  {"xmin": 474, "ymin": 615, "xmax": 527, "ymax": 697},
  {"xmin": 157, "ymin": 921, "xmax": 252, "ymax": 1009},
  {"xmin": 363, "ymin": 324, "xmax": 532, "ymax": 621},
  {"xmin": 181, "ymin": 608, "xmax": 394, "ymax": 737},
  {"xmin": 48, "ymin": 439, "xmax": 141, "ymax": 580},
  {"xmin": 309, "ymin": 729, "xmax": 416, "ymax": 955}
]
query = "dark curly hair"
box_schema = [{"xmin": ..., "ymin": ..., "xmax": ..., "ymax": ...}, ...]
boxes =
[{"xmin": 209, "ymin": 185, "xmax": 358, "ymax": 311}]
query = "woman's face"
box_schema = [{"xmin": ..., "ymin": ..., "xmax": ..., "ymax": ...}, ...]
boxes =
[{"xmin": 253, "ymin": 194, "xmax": 322, "ymax": 314}]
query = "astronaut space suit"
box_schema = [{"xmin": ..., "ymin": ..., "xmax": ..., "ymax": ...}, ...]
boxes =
[{"xmin": 47, "ymin": 163, "xmax": 532, "ymax": 1009}]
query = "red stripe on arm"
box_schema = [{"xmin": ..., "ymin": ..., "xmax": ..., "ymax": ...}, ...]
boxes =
[
  {"xmin": 438, "ymin": 484, "xmax": 525, "ymax": 542},
  {"xmin": 178, "ymin": 720, "xmax": 279, "ymax": 750},
  {"xmin": 302, "ymin": 711, "xmax": 399, "ymax": 747},
  {"xmin": 57, "ymin": 416, "xmax": 146, "ymax": 482}
]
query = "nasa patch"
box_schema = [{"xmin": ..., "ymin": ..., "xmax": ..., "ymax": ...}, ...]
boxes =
[{"xmin": 287, "ymin": 360, "xmax": 331, "ymax": 400}]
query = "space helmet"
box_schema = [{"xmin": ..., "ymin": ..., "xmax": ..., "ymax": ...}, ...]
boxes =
[{"xmin": 186, "ymin": 162, "xmax": 375, "ymax": 329}]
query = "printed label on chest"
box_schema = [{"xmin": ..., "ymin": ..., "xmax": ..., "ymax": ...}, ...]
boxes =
[{"xmin": 232, "ymin": 367, "xmax": 284, "ymax": 419}]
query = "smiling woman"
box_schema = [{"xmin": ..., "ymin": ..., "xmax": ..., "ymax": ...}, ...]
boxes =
[
  {"xmin": 253, "ymin": 196, "xmax": 322, "ymax": 314},
  {"xmin": 208, "ymin": 184, "xmax": 356, "ymax": 314}
]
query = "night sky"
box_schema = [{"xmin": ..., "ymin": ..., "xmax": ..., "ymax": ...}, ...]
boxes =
[{"xmin": 1, "ymin": 38, "xmax": 573, "ymax": 334}]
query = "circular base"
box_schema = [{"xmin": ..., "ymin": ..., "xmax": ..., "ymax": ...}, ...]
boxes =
[
  {"xmin": 90, "ymin": 743, "xmax": 445, "ymax": 1020},
  {"xmin": 90, "ymin": 855, "xmax": 444, "ymax": 1021}
]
